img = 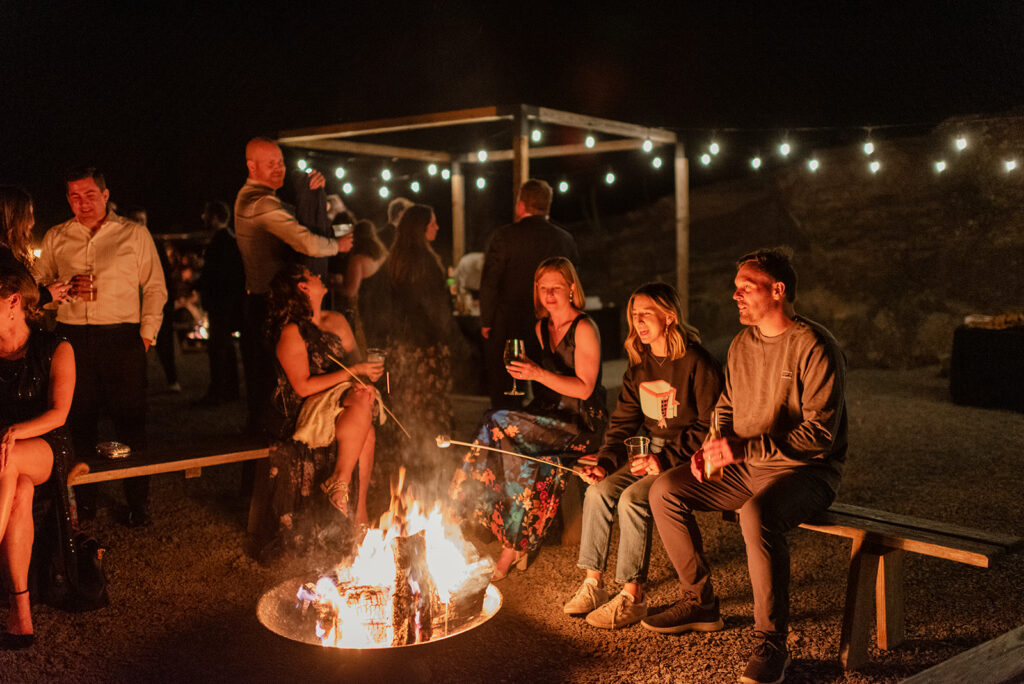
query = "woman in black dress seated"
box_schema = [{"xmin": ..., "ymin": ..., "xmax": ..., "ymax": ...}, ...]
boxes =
[
  {"xmin": 251, "ymin": 264, "xmax": 383, "ymax": 561},
  {"xmin": 0, "ymin": 264, "xmax": 75, "ymax": 647},
  {"xmin": 450, "ymin": 257, "xmax": 608, "ymax": 580}
]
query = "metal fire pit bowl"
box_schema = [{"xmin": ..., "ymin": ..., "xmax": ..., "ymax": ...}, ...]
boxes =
[{"xmin": 257, "ymin": 577, "xmax": 502, "ymax": 650}]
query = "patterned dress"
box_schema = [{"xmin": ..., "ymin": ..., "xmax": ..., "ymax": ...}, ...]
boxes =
[
  {"xmin": 250, "ymin": 318, "xmax": 354, "ymax": 562},
  {"xmin": 450, "ymin": 314, "xmax": 608, "ymax": 551}
]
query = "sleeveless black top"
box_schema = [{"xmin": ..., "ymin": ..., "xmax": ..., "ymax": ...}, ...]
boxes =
[{"xmin": 529, "ymin": 313, "xmax": 608, "ymax": 434}]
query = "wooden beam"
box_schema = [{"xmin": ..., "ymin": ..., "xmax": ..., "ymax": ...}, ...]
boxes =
[
  {"xmin": 278, "ymin": 106, "xmax": 511, "ymax": 142},
  {"xmin": 451, "ymin": 161, "xmax": 465, "ymax": 265},
  {"xmin": 455, "ymin": 138, "xmax": 647, "ymax": 164},
  {"xmin": 839, "ymin": 535, "xmax": 880, "ymax": 670},
  {"xmin": 512, "ymin": 109, "xmax": 529, "ymax": 218},
  {"xmin": 534, "ymin": 106, "xmax": 677, "ymax": 143},
  {"xmin": 875, "ymin": 549, "xmax": 905, "ymax": 650},
  {"xmin": 69, "ymin": 449, "xmax": 269, "ymax": 485},
  {"xmin": 674, "ymin": 143, "xmax": 690, "ymax": 319},
  {"xmin": 901, "ymin": 624, "xmax": 1024, "ymax": 684},
  {"xmin": 278, "ymin": 138, "xmax": 452, "ymax": 163}
]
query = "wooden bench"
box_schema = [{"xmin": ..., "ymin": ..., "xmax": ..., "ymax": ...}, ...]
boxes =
[
  {"xmin": 725, "ymin": 502, "xmax": 1024, "ymax": 670},
  {"xmin": 900, "ymin": 623, "xmax": 1024, "ymax": 684},
  {"xmin": 68, "ymin": 447, "xmax": 269, "ymax": 486}
]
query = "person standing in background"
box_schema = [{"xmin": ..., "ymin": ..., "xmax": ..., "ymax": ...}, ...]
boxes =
[{"xmin": 197, "ymin": 200, "xmax": 244, "ymax": 405}]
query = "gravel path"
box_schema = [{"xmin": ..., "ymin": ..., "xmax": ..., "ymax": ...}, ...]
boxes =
[{"xmin": 3, "ymin": 350, "xmax": 1022, "ymax": 683}]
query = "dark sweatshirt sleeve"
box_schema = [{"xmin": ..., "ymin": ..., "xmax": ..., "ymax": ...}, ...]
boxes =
[
  {"xmin": 676, "ymin": 352, "xmax": 724, "ymax": 460},
  {"xmin": 594, "ymin": 366, "xmax": 641, "ymax": 472}
]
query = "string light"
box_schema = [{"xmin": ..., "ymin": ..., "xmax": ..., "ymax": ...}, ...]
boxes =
[
  {"xmin": 779, "ymin": 141, "xmax": 792, "ymax": 157},
  {"xmin": 751, "ymin": 156, "xmax": 762, "ymax": 170},
  {"xmin": 531, "ymin": 129, "xmax": 542, "ymax": 143},
  {"xmin": 475, "ymin": 177, "xmax": 486, "ymax": 189},
  {"xmin": 863, "ymin": 141, "xmax": 875, "ymax": 156},
  {"xmin": 642, "ymin": 139, "xmax": 653, "ymax": 153},
  {"xmin": 477, "ymin": 149, "xmax": 488, "ymax": 162},
  {"xmin": 441, "ymin": 168, "xmax": 451, "ymax": 180},
  {"xmin": 297, "ymin": 159, "xmax": 308, "ymax": 171},
  {"xmin": 652, "ymin": 157, "xmax": 663, "ymax": 169},
  {"xmin": 381, "ymin": 169, "xmax": 392, "ymax": 181},
  {"xmin": 869, "ymin": 160, "xmax": 881, "ymax": 174},
  {"xmin": 410, "ymin": 181, "xmax": 421, "ymax": 193},
  {"xmin": 955, "ymin": 136, "xmax": 968, "ymax": 151},
  {"xmin": 709, "ymin": 141, "xmax": 721, "ymax": 155},
  {"xmin": 558, "ymin": 180, "xmax": 570, "ymax": 193},
  {"xmin": 1005, "ymin": 160, "xmax": 1018, "ymax": 172},
  {"xmin": 934, "ymin": 160, "xmax": 947, "ymax": 173},
  {"xmin": 379, "ymin": 186, "xmax": 390, "ymax": 198},
  {"xmin": 334, "ymin": 167, "xmax": 346, "ymax": 179},
  {"xmin": 604, "ymin": 171, "xmax": 616, "ymax": 184},
  {"xmin": 585, "ymin": 135, "xmax": 596, "ymax": 149},
  {"xmin": 427, "ymin": 163, "xmax": 438, "ymax": 176},
  {"xmin": 807, "ymin": 159, "xmax": 820, "ymax": 172},
  {"xmin": 342, "ymin": 182, "xmax": 353, "ymax": 195},
  {"xmin": 699, "ymin": 154, "xmax": 711, "ymax": 166}
]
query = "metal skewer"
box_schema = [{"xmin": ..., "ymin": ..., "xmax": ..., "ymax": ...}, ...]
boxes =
[
  {"xmin": 327, "ymin": 354, "xmax": 412, "ymax": 439},
  {"xmin": 435, "ymin": 435, "xmax": 582, "ymax": 476}
]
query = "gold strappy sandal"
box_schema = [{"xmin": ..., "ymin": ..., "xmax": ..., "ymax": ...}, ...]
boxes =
[{"xmin": 321, "ymin": 478, "xmax": 350, "ymax": 515}]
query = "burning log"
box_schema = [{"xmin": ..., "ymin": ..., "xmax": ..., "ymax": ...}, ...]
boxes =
[{"xmin": 392, "ymin": 530, "xmax": 436, "ymax": 645}]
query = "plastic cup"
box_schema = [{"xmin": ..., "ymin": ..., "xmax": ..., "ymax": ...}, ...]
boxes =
[
  {"xmin": 72, "ymin": 273, "xmax": 97, "ymax": 301},
  {"xmin": 625, "ymin": 436, "xmax": 650, "ymax": 475}
]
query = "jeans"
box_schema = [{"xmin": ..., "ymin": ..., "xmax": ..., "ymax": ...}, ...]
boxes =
[
  {"xmin": 650, "ymin": 461, "xmax": 835, "ymax": 634},
  {"xmin": 577, "ymin": 464, "xmax": 657, "ymax": 584}
]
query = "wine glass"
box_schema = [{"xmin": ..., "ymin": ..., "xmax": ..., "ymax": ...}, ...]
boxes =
[{"xmin": 503, "ymin": 338, "xmax": 527, "ymax": 396}]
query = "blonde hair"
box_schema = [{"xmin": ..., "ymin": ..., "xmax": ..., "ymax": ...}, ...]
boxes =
[
  {"xmin": 533, "ymin": 256, "xmax": 585, "ymax": 319},
  {"xmin": 624, "ymin": 282, "xmax": 700, "ymax": 366}
]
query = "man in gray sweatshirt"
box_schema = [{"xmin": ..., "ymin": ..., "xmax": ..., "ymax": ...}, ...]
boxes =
[{"xmin": 643, "ymin": 247, "xmax": 847, "ymax": 684}]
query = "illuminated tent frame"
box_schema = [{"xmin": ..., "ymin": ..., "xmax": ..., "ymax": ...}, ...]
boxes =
[{"xmin": 277, "ymin": 104, "xmax": 691, "ymax": 314}]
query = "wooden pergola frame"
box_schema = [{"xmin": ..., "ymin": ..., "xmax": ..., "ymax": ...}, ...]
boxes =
[{"xmin": 278, "ymin": 104, "xmax": 690, "ymax": 315}]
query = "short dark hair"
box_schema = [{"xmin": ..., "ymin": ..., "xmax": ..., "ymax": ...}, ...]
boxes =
[
  {"xmin": 203, "ymin": 200, "xmax": 231, "ymax": 224},
  {"xmin": 736, "ymin": 246, "xmax": 798, "ymax": 302},
  {"xmin": 517, "ymin": 179, "xmax": 553, "ymax": 215},
  {"xmin": 65, "ymin": 166, "xmax": 107, "ymax": 192}
]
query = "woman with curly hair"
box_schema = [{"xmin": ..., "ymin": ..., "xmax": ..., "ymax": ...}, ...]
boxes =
[
  {"xmin": 249, "ymin": 264, "xmax": 383, "ymax": 562},
  {"xmin": 0, "ymin": 186, "xmax": 73, "ymax": 306}
]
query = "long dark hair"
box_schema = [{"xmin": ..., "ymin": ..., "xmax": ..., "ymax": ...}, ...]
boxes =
[
  {"xmin": 351, "ymin": 219, "xmax": 386, "ymax": 260},
  {"xmin": 0, "ymin": 262, "xmax": 42, "ymax": 322},
  {"xmin": 266, "ymin": 263, "xmax": 313, "ymax": 339},
  {"xmin": 385, "ymin": 204, "xmax": 443, "ymax": 287},
  {"xmin": 0, "ymin": 186, "xmax": 35, "ymax": 268},
  {"xmin": 624, "ymin": 282, "xmax": 700, "ymax": 366}
]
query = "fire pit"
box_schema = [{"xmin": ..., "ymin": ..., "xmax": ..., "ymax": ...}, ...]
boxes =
[{"xmin": 257, "ymin": 469, "xmax": 501, "ymax": 649}]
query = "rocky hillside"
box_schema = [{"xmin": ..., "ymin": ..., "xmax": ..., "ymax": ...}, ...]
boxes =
[{"xmin": 575, "ymin": 112, "xmax": 1024, "ymax": 368}]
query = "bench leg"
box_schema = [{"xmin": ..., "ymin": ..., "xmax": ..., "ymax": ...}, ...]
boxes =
[
  {"xmin": 246, "ymin": 459, "xmax": 271, "ymax": 535},
  {"xmin": 875, "ymin": 548, "xmax": 905, "ymax": 650},
  {"xmin": 560, "ymin": 475, "xmax": 584, "ymax": 546},
  {"xmin": 839, "ymin": 536, "xmax": 880, "ymax": 670}
]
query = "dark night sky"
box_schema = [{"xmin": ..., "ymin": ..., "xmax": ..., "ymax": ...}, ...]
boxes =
[{"xmin": 1, "ymin": 0, "xmax": 1022, "ymax": 232}]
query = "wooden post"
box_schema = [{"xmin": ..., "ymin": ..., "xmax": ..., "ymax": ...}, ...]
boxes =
[
  {"xmin": 674, "ymin": 143, "xmax": 689, "ymax": 319},
  {"xmin": 875, "ymin": 548, "xmax": 906, "ymax": 649},
  {"xmin": 512, "ymin": 108, "xmax": 529, "ymax": 219},
  {"xmin": 451, "ymin": 161, "xmax": 465, "ymax": 264},
  {"xmin": 839, "ymin": 535, "xmax": 881, "ymax": 670}
]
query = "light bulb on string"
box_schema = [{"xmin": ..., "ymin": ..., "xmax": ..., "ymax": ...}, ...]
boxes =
[
  {"xmin": 750, "ymin": 156, "xmax": 762, "ymax": 170},
  {"xmin": 709, "ymin": 141, "xmax": 720, "ymax": 155},
  {"xmin": 863, "ymin": 141, "xmax": 875, "ymax": 156},
  {"xmin": 955, "ymin": 136, "xmax": 968, "ymax": 152},
  {"xmin": 379, "ymin": 186, "xmax": 390, "ymax": 199},
  {"xmin": 869, "ymin": 160, "xmax": 881, "ymax": 174},
  {"xmin": 342, "ymin": 182, "xmax": 353, "ymax": 195},
  {"xmin": 934, "ymin": 161, "xmax": 947, "ymax": 173},
  {"xmin": 441, "ymin": 168, "xmax": 451, "ymax": 180},
  {"xmin": 558, "ymin": 180, "xmax": 569, "ymax": 193},
  {"xmin": 475, "ymin": 177, "xmax": 486, "ymax": 189},
  {"xmin": 604, "ymin": 171, "xmax": 616, "ymax": 185},
  {"xmin": 334, "ymin": 167, "xmax": 346, "ymax": 179},
  {"xmin": 807, "ymin": 159, "xmax": 820, "ymax": 172},
  {"xmin": 477, "ymin": 149, "xmax": 488, "ymax": 162},
  {"xmin": 410, "ymin": 181, "xmax": 421, "ymax": 193},
  {"xmin": 585, "ymin": 135, "xmax": 596, "ymax": 149},
  {"xmin": 699, "ymin": 154, "xmax": 711, "ymax": 166},
  {"xmin": 531, "ymin": 129, "xmax": 542, "ymax": 143},
  {"xmin": 779, "ymin": 141, "xmax": 792, "ymax": 157},
  {"xmin": 297, "ymin": 159, "xmax": 308, "ymax": 171},
  {"xmin": 652, "ymin": 156, "xmax": 663, "ymax": 169},
  {"xmin": 381, "ymin": 169, "xmax": 392, "ymax": 181},
  {"xmin": 1005, "ymin": 160, "xmax": 1018, "ymax": 172},
  {"xmin": 642, "ymin": 139, "xmax": 653, "ymax": 153},
  {"xmin": 427, "ymin": 163, "xmax": 438, "ymax": 176}
]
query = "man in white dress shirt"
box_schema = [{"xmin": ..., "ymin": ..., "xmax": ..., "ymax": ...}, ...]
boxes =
[{"xmin": 36, "ymin": 167, "xmax": 167, "ymax": 526}]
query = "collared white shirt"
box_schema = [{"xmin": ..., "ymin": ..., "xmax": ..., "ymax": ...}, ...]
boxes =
[{"xmin": 35, "ymin": 211, "xmax": 168, "ymax": 342}]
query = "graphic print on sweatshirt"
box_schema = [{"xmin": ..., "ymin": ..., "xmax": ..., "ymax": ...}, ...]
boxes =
[{"xmin": 639, "ymin": 380, "xmax": 678, "ymax": 429}]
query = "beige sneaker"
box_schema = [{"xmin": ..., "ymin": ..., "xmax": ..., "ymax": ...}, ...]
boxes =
[
  {"xmin": 585, "ymin": 591, "xmax": 648, "ymax": 629},
  {"xmin": 563, "ymin": 578, "xmax": 610, "ymax": 616}
]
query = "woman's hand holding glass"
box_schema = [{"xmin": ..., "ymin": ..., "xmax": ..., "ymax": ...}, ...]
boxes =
[
  {"xmin": 352, "ymin": 361, "xmax": 384, "ymax": 382},
  {"xmin": 506, "ymin": 358, "xmax": 543, "ymax": 383}
]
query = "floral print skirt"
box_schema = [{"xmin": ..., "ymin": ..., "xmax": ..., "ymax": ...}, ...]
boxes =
[{"xmin": 449, "ymin": 408, "xmax": 600, "ymax": 551}]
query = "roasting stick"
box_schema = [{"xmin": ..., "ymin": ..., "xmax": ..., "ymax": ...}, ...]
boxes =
[
  {"xmin": 435, "ymin": 435, "xmax": 583, "ymax": 477},
  {"xmin": 326, "ymin": 353, "xmax": 412, "ymax": 439}
]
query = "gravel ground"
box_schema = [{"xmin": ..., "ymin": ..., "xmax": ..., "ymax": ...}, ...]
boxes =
[{"xmin": 2, "ymin": 348, "xmax": 1022, "ymax": 683}]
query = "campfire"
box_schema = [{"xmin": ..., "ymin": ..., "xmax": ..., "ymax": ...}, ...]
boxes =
[{"xmin": 257, "ymin": 468, "xmax": 500, "ymax": 649}]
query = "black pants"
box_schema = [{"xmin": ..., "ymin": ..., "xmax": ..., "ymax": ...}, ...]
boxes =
[
  {"xmin": 240, "ymin": 293, "xmax": 274, "ymax": 439},
  {"xmin": 155, "ymin": 306, "xmax": 177, "ymax": 385},
  {"xmin": 205, "ymin": 311, "xmax": 240, "ymax": 401},
  {"xmin": 58, "ymin": 323, "xmax": 150, "ymax": 514}
]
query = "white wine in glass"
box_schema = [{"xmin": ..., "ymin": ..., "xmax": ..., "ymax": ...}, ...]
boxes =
[{"xmin": 503, "ymin": 338, "xmax": 527, "ymax": 396}]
